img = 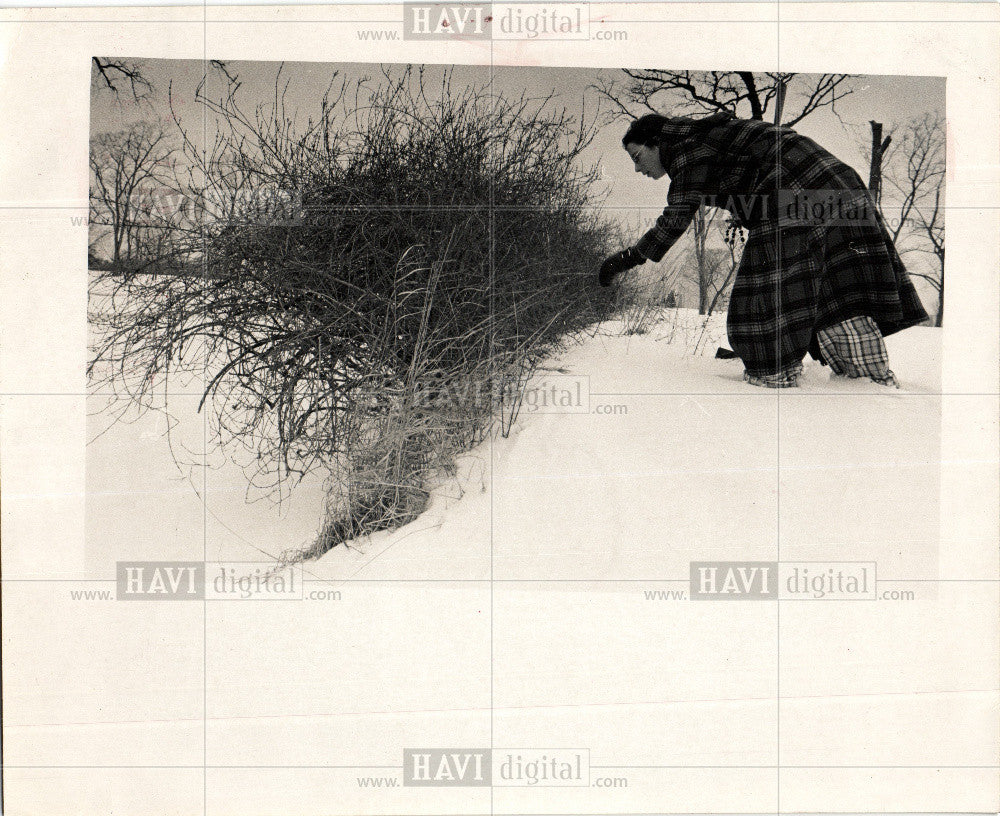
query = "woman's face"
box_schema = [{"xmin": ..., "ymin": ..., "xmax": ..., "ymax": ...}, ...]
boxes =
[{"xmin": 625, "ymin": 142, "xmax": 667, "ymax": 180}]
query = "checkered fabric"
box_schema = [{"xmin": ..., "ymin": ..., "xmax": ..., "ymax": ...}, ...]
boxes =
[
  {"xmin": 632, "ymin": 112, "xmax": 929, "ymax": 378},
  {"xmin": 740, "ymin": 316, "xmax": 899, "ymax": 389},
  {"xmin": 743, "ymin": 362, "xmax": 803, "ymax": 389},
  {"xmin": 815, "ymin": 315, "xmax": 899, "ymax": 387}
]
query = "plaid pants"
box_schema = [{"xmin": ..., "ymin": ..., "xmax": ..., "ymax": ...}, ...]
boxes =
[{"xmin": 743, "ymin": 316, "xmax": 898, "ymax": 388}]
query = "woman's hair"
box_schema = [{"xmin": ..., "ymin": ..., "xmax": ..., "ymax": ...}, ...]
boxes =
[{"xmin": 622, "ymin": 114, "xmax": 668, "ymax": 148}]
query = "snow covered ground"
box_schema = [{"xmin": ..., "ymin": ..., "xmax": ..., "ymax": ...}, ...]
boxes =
[
  {"xmin": 81, "ymin": 309, "xmax": 944, "ymax": 583},
  {"xmin": 84, "ymin": 309, "xmax": 943, "ymax": 584}
]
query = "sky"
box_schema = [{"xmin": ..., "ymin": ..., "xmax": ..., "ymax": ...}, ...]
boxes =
[
  {"xmin": 91, "ymin": 59, "xmax": 944, "ymax": 294},
  {"xmin": 91, "ymin": 59, "xmax": 945, "ymax": 210}
]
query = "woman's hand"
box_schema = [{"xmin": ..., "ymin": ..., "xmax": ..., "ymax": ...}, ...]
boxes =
[{"xmin": 598, "ymin": 247, "xmax": 646, "ymax": 287}]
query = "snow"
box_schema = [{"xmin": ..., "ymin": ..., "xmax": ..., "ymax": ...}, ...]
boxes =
[
  {"xmin": 295, "ymin": 314, "xmax": 941, "ymax": 585},
  {"xmin": 84, "ymin": 309, "xmax": 941, "ymax": 584}
]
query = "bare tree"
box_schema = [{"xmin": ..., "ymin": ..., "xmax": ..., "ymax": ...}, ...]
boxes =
[
  {"xmin": 707, "ymin": 223, "xmax": 743, "ymax": 316},
  {"xmin": 92, "ymin": 58, "xmax": 153, "ymax": 103},
  {"xmin": 868, "ymin": 113, "xmax": 945, "ymax": 326},
  {"xmin": 89, "ymin": 120, "xmax": 178, "ymax": 271},
  {"xmin": 867, "ymin": 120, "xmax": 893, "ymax": 204},
  {"xmin": 595, "ymin": 71, "xmax": 854, "ymax": 126},
  {"xmin": 687, "ymin": 207, "xmax": 729, "ymax": 315},
  {"xmin": 598, "ymin": 71, "xmax": 854, "ymax": 314},
  {"xmin": 692, "ymin": 207, "xmax": 714, "ymax": 314},
  {"xmin": 92, "ymin": 57, "xmax": 234, "ymax": 104}
]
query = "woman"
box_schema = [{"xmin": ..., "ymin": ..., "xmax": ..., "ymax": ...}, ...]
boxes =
[{"xmin": 599, "ymin": 111, "xmax": 929, "ymax": 387}]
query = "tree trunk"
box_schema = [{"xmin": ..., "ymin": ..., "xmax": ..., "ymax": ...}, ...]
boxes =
[
  {"xmin": 737, "ymin": 72, "xmax": 764, "ymax": 121},
  {"xmin": 112, "ymin": 221, "xmax": 123, "ymax": 267},
  {"xmin": 868, "ymin": 121, "xmax": 892, "ymax": 204},
  {"xmin": 935, "ymin": 255, "xmax": 944, "ymax": 327},
  {"xmin": 694, "ymin": 207, "xmax": 709, "ymax": 314},
  {"xmin": 773, "ymin": 80, "xmax": 786, "ymax": 125},
  {"xmin": 698, "ymin": 262, "xmax": 708, "ymax": 314}
]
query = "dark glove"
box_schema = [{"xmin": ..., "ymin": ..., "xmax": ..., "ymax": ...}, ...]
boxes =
[{"xmin": 598, "ymin": 247, "xmax": 646, "ymax": 287}]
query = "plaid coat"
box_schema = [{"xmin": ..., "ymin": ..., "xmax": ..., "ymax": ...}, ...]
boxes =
[{"xmin": 633, "ymin": 112, "xmax": 929, "ymax": 376}]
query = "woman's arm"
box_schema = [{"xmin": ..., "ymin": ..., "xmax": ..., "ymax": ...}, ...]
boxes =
[{"xmin": 634, "ymin": 173, "xmax": 703, "ymax": 262}]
